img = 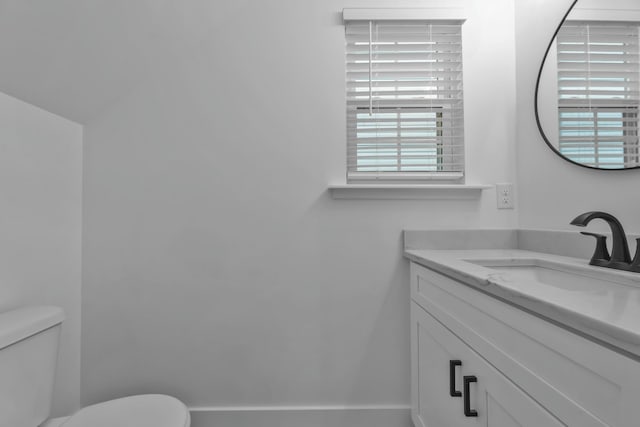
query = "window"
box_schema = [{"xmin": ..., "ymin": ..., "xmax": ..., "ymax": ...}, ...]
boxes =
[
  {"xmin": 345, "ymin": 20, "xmax": 465, "ymax": 182},
  {"xmin": 557, "ymin": 21, "xmax": 640, "ymax": 168}
]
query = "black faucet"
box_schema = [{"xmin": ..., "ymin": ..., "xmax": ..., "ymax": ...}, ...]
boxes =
[{"xmin": 570, "ymin": 211, "xmax": 640, "ymax": 272}]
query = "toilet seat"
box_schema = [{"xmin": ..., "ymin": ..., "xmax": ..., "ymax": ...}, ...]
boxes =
[{"xmin": 54, "ymin": 394, "xmax": 190, "ymax": 427}]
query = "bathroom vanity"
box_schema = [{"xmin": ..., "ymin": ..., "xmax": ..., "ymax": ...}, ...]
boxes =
[{"xmin": 404, "ymin": 232, "xmax": 640, "ymax": 427}]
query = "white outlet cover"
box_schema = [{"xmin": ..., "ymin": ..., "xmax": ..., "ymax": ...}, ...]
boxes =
[{"xmin": 496, "ymin": 183, "xmax": 514, "ymax": 209}]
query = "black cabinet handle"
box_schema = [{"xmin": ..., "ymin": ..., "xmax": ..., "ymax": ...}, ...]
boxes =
[
  {"xmin": 463, "ymin": 375, "xmax": 478, "ymax": 417},
  {"xmin": 449, "ymin": 360, "xmax": 462, "ymax": 397}
]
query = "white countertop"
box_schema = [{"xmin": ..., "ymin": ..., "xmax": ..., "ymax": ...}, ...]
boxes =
[{"xmin": 404, "ymin": 248, "xmax": 640, "ymax": 359}]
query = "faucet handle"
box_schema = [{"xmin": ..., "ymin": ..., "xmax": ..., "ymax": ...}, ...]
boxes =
[
  {"xmin": 580, "ymin": 232, "xmax": 611, "ymax": 264},
  {"xmin": 630, "ymin": 238, "xmax": 640, "ymax": 272}
]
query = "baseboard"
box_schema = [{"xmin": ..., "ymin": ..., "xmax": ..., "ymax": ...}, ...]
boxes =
[{"xmin": 189, "ymin": 405, "xmax": 412, "ymax": 427}]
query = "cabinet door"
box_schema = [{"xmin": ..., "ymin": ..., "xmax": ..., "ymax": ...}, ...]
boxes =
[
  {"xmin": 412, "ymin": 302, "xmax": 568, "ymax": 427},
  {"xmin": 412, "ymin": 301, "xmax": 473, "ymax": 427}
]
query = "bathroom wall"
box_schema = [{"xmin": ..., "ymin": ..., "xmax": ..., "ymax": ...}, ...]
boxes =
[
  {"xmin": 81, "ymin": 0, "xmax": 517, "ymax": 426},
  {"xmin": 515, "ymin": 0, "xmax": 640, "ymax": 235},
  {"xmin": 0, "ymin": 91, "xmax": 82, "ymax": 417}
]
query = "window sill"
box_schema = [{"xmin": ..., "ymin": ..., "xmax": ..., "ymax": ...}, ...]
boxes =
[{"xmin": 328, "ymin": 184, "xmax": 491, "ymax": 200}]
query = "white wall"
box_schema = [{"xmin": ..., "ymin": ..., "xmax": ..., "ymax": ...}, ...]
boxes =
[
  {"xmin": 516, "ymin": 0, "xmax": 640, "ymax": 236},
  {"xmin": 81, "ymin": 0, "xmax": 517, "ymax": 425},
  {"xmin": 0, "ymin": 91, "xmax": 82, "ymax": 417}
]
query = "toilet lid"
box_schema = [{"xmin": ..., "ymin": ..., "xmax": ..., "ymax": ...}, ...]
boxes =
[{"xmin": 62, "ymin": 394, "xmax": 190, "ymax": 427}]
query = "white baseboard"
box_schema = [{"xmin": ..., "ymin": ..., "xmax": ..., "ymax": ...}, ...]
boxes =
[{"xmin": 189, "ymin": 405, "xmax": 412, "ymax": 427}]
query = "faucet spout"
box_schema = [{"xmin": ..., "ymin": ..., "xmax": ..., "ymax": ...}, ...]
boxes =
[{"xmin": 570, "ymin": 211, "xmax": 631, "ymax": 264}]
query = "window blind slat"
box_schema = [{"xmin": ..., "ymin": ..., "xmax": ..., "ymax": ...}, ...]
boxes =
[
  {"xmin": 559, "ymin": 71, "xmax": 639, "ymax": 79},
  {"xmin": 558, "ymin": 55, "xmax": 639, "ymax": 63},
  {"xmin": 559, "ymin": 90, "xmax": 640, "ymax": 97},
  {"xmin": 558, "ymin": 80, "xmax": 639, "ymax": 88},
  {"xmin": 347, "ymin": 71, "xmax": 462, "ymax": 79},
  {"xmin": 348, "ymin": 45, "xmax": 462, "ymax": 54}
]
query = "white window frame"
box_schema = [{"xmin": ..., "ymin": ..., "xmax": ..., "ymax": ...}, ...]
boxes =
[
  {"xmin": 343, "ymin": 9, "xmax": 466, "ymax": 184},
  {"xmin": 556, "ymin": 19, "xmax": 640, "ymax": 169}
]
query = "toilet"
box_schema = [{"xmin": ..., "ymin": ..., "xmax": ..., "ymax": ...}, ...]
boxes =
[{"xmin": 0, "ymin": 305, "xmax": 190, "ymax": 427}]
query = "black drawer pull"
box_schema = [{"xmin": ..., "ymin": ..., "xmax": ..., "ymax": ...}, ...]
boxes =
[
  {"xmin": 463, "ymin": 375, "xmax": 478, "ymax": 417},
  {"xmin": 449, "ymin": 360, "xmax": 462, "ymax": 397}
]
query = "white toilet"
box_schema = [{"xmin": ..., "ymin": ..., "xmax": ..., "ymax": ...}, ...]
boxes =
[{"xmin": 0, "ymin": 305, "xmax": 191, "ymax": 427}]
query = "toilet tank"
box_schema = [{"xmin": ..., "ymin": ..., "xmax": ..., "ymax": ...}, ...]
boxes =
[{"xmin": 0, "ymin": 306, "xmax": 64, "ymax": 427}]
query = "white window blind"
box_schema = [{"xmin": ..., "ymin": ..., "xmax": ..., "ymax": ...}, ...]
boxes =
[
  {"xmin": 557, "ymin": 21, "xmax": 640, "ymax": 168},
  {"xmin": 345, "ymin": 21, "xmax": 465, "ymax": 181}
]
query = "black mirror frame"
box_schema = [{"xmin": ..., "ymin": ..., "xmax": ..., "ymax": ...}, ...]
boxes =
[{"xmin": 533, "ymin": 0, "xmax": 640, "ymax": 171}]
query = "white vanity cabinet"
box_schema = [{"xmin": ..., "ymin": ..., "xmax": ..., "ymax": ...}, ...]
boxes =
[
  {"xmin": 412, "ymin": 304, "xmax": 567, "ymax": 426},
  {"xmin": 410, "ymin": 262, "xmax": 640, "ymax": 427}
]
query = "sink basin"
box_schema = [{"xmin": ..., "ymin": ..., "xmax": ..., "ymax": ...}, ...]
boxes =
[{"xmin": 464, "ymin": 258, "xmax": 639, "ymax": 293}]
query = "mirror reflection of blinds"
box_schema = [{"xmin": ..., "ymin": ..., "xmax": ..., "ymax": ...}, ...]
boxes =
[
  {"xmin": 557, "ymin": 22, "xmax": 640, "ymax": 168},
  {"xmin": 345, "ymin": 21, "xmax": 464, "ymax": 181}
]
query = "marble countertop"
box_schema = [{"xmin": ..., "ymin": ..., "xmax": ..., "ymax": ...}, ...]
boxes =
[{"xmin": 405, "ymin": 248, "xmax": 640, "ymax": 359}]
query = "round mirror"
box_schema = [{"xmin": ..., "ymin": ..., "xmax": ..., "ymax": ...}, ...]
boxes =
[{"xmin": 535, "ymin": 0, "xmax": 640, "ymax": 169}]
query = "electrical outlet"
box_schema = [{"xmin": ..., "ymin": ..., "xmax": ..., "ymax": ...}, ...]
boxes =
[{"xmin": 496, "ymin": 183, "xmax": 514, "ymax": 209}]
